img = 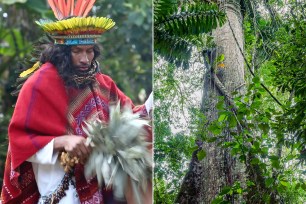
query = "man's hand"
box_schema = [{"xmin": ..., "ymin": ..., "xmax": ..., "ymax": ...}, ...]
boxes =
[{"xmin": 54, "ymin": 135, "xmax": 92, "ymax": 164}]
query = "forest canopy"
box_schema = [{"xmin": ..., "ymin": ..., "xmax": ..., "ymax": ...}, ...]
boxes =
[{"xmin": 154, "ymin": 0, "xmax": 306, "ymax": 203}]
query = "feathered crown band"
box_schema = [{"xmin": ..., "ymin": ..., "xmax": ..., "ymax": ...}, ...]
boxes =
[{"xmin": 36, "ymin": 0, "xmax": 115, "ymax": 45}]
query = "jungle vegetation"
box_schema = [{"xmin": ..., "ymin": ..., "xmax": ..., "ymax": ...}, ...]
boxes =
[{"xmin": 154, "ymin": 0, "xmax": 306, "ymax": 203}]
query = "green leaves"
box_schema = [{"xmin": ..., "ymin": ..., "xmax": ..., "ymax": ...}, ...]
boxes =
[
  {"xmin": 197, "ymin": 149, "xmax": 206, "ymax": 161},
  {"xmin": 0, "ymin": 0, "xmax": 26, "ymax": 4},
  {"xmin": 156, "ymin": 3, "xmax": 225, "ymax": 36},
  {"xmin": 213, "ymin": 182, "xmax": 244, "ymax": 203},
  {"xmin": 154, "ymin": 0, "xmax": 177, "ymax": 19},
  {"xmin": 218, "ymin": 113, "xmax": 228, "ymax": 122},
  {"xmin": 265, "ymin": 178, "xmax": 274, "ymax": 188},
  {"xmin": 97, "ymin": 0, "xmax": 152, "ymax": 103},
  {"xmin": 154, "ymin": 0, "xmax": 226, "ymax": 69},
  {"xmin": 280, "ymin": 181, "xmax": 289, "ymax": 187},
  {"xmin": 208, "ymin": 122, "xmax": 222, "ymax": 135},
  {"xmin": 153, "ymin": 1, "xmax": 306, "ymax": 203},
  {"xmin": 0, "ymin": 29, "xmax": 26, "ymax": 57},
  {"xmin": 24, "ymin": 0, "xmax": 51, "ymax": 15},
  {"xmin": 252, "ymin": 76, "xmax": 260, "ymax": 84}
]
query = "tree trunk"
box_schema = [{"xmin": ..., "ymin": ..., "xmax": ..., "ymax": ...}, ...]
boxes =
[
  {"xmin": 176, "ymin": 1, "xmax": 245, "ymax": 203},
  {"xmin": 201, "ymin": 1, "xmax": 245, "ymax": 202}
]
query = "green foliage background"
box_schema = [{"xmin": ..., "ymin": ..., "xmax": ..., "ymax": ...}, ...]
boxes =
[
  {"xmin": 0, "ymin": 0, "xmax": 152, "ymax": 190},
  {"xmin": 154, "ymin": 0, "xmax": 306, "ymax": 203}
]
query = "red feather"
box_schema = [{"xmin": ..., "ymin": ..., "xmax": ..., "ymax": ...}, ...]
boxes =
[
  {"xmin": 66, "ymin": 0, "xmax": 71, "ymax": 16},
  {"xmin": 82, "ymin": 0, "xmax": 96, "ymax": 17},
  {"xmin": 73, "ymin": 0, "xmax": 83, "ymax": 16},
  {"xmin": 62, "ymin": 0, "xmax": 68, "ymax": 17},
  {"xmin": 70, "ymin": 0, "xmax": 74, "ymax": 16},
  {"xmin": 47, "ymin": 0, "xmax": 95, "ymax": 19},
  {"xmin": 53, "ymin": 0, "xmax": 64, "ymax": 19},
  {"xmin": 78, "ymin": 0, "xmax": 88, "ymax": 16},
  {"xmin": 58, "ymin": 0, "xmax": 64, "ymax": 17},
  {"xmin": 48, "ymin": 0, "xmax": 59, "ymax": 19}
]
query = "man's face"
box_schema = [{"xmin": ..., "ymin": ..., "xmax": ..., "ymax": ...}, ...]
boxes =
[{"xmin": 71, "ymin": 45, "xmax": 95, "ymax": 72}]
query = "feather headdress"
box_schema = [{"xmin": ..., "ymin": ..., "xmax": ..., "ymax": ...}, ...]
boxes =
[
  {"xmin": 83, "ymin": 102, "xmax": 152, "ymax": 204},
  {"xmin": 36, "ymin": 0, "xmax": 115, "ymax": 45}
]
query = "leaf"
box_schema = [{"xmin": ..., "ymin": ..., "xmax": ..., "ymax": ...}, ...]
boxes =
[
  {"xmin": 208, "ymin": 123, "xmax": 222, "ymax": 135},
  {"xmin": 212, "ymin": 196, "xmax": 224, "ymax": 204},
  {"xmin": 218, "ymin": 114, "xmax": 227, "ymax": 122},
  {"xmin": 239, "ymin": 155, "xmax": 246, "ymax": 162},
  {"xmin": 0, "ymin": 29, "xmax": 27, "ymax": 57},
  {"xmin": 301, "ymin": 183, "xmax": 306, "ymax": 191},
  {"xmin": 216, "ymin": 54, "xmax": 225, "ymax": 63},
  {"xmin": 271, "ymin": 160, "xmax": 281, "ymax": 169},
  {"xmin": 280, "ymin": 181, "xmax": 289, "ymax": 187},
  {"xmin": 220, "ymin": 186, "xmax": 231, "ymax": 195},
  {"xmin": 212, "ymin": 127, "xmax": 222, "ymax": 135},
  {"xmin": 207, "ymin": 137, "xmax": 218, "ymax": 143},
  {"xmin": 252, "ymin": 76, "xmax": 260, "ymax": 84},
  {"xmin": 269, "ymin": 155, "xmax": 279, "ymax": 160},
  {"xmin": 189, "ymin": 145, "xmax": 199, "ymax": 154},
  {"xmin": 295, "ymin": 183, "xmax": 301, "ymax": 190},
  {"xmin": 197, "ymin": 149, "xmax": 206, "ymax": 161},
  {"xmin": 252, "ymin": 141, "xmax": 260, "ymax": 151},
  {"xmin": 25, "ymin": 0, "xmax": 49, "ymax": 14},
  {"xmin": 251, "ymin": 158, "xmax": 260, "ymax": 164},
  {"xmin": 258, "ymin": 123, "xmax": 270, "ymax": 134},
  {"xmin": 265, "ymin": 178, "xmax": 274, "ymax": 187},
  {"xmin": 216, "ymin": 98, "xmax": 225, "ymax": 110},
  {"xmin": 286, "ymin": 154, "xmax": 296, "ymax": 161},
  {"xmin": 228, "ymin": 115, "xmax": 237, "ymax": 128},
  {"xmin": 247, "ymin": 180, "xmax": 255, "ymax": 187}
]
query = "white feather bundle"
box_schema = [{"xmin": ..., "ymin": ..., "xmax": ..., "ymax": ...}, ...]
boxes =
[{"xmin": 83, "ymin": 102, "xmax": 152, "ymax": 203}]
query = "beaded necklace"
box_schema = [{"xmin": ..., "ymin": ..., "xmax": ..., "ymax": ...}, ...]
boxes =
[{"xmin": 40, "ymin": 171, "xmax": 75, "ymax": 204}]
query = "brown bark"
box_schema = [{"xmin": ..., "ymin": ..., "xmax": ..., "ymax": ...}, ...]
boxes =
[
  {"xmin": 176, "ymin": 1, "xmax": 246, "ymax": 203},
  {"xmin": 200, "ymin": 1, "xmax": 245, "ymax": 203}
]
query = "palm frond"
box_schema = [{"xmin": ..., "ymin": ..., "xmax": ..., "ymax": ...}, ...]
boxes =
[
  {"xmin": 154, "ymin": 28, "xmax": 193, "ymax": 69},
  {"xmin": 154, "ymin": 0, "xmax": 178, "ymax": 19},
  {"xmin": 156, "ymin": 3, "xmax": 225, "ymax": 36},
  {"xmin": 154, "ymin": 1, "xmax": 226, "ymax": 69},
  {"xmin": 83, "ymin": 102, "xmax": 152, "ymax": 203}
]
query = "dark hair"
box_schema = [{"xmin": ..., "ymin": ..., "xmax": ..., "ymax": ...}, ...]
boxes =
[{"xmin": 40, "ymin": 44, "xmax": 101, "ymax": 86}]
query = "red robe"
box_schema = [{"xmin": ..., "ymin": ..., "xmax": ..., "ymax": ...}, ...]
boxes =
[{"xmin": 0, "ymin": 62, "xmax": 149, "ymax": 203}]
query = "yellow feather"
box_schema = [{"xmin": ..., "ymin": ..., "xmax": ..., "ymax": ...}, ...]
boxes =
[
  {"xmin": 37, "ymin": 17, "xmax": 115, "ymax": 33},
  {"xmin": 19, "ymin": 62, "xmax": 40, "ymax": 78}
]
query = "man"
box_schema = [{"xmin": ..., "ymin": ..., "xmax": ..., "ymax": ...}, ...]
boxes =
[{"xmin": 0, "ymin": 0, "xmax": 152, "ymax": 203}]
